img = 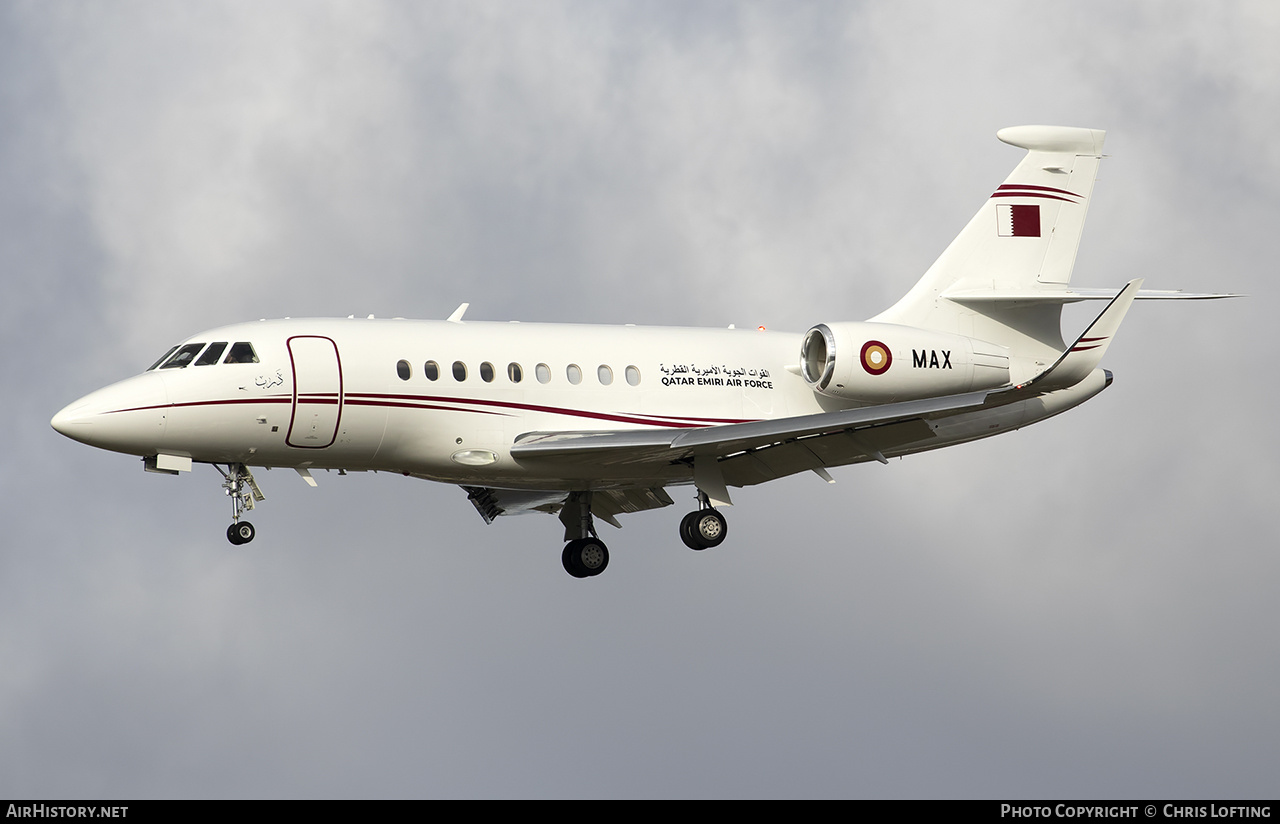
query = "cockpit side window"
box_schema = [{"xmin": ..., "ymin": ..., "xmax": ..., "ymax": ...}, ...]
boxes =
[
  {"xmin": 159, "ymin": 343, "xmax": 205, "ymax": 369},
  {"xmin": 223, "ymin": 342, "xmax": 259, "ymax": 364},
  {"xmin": 147, "ymin": 346, "xmax": 179, "ymax": 371},
  {"xmin": 194, "ymin": 342, "xmax": 228, "ymax": 366}
]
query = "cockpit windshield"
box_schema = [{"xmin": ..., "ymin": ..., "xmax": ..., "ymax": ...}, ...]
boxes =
[
  {"xmin": 194, "ymin": 342, "xmax": 228, "ymax": 366},
  {"xmin": 146, "ymin": 340, "xmax": 259, "ymax": 371},
  {"xmin": 147, "ymin": 346, "xmax": 179, "ymax": 371},
  {"xmin": 223, "ymin": 342, "xmax": 259, "ymax": 364},
  {"xmin": 158, "ymin": 343, "xmax": 205, "ymax": 369}
]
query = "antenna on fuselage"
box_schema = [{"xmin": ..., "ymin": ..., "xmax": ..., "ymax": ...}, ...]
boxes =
[{"xmin": 447, "ymin": 303, "xmax": 470, "ymax": 323}]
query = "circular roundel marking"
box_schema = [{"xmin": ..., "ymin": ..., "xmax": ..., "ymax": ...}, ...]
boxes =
[{"xmin": 860, "ymin": 340, "xmax": 892, "ymax": 375}]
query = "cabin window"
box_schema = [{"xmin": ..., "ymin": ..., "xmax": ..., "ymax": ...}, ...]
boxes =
[
  {"xmin": 566, "ymin": 364, "xmax": 582, "ymax": 385},
  {"xmin": 626, "ymin": 365, "xmax": 641, "ymax": 386},
  {"xmin": 536, "ymin": 363, "xmax": 551, "ymax": 384},
  {"xmin": 160, "ymin": 343, "xmax": 205, "ymax": 369},
  {"xmin": 597, "ymin": 365, "xmax": 613, "ymax": 385},
  {"xmin": 508, "ymin": 363, "xmax": 523, "ymax": 383},
  {"xmin": 396, "ymin": 360, "xmax": 411, "ymax": 381},
  {"xmin": 452, "ymin": 361, "xmax": 467, "ymax": 381},
  {"xmin": 194, "ymin": 342, "xmax": 228, "ymax": 366},
  {"xmin": 479, "ymin": 362, "xmax": 495, "ymax": 383},
  {"xmin": 424, "ymin": 361, "xmax": 439, "ymax": 381},
  {"xmin": 147, "ymin": 346, "xmax": 179, "ymax": 371},
  {"xmin": 224, "ymin": 342, "xmax": 259, "ymax": 364}
]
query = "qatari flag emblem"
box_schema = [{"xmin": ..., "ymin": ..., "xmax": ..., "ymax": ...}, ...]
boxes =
[{"xmin": 996, "ymin": 203, "xmax": 1040, "ymax": 237}]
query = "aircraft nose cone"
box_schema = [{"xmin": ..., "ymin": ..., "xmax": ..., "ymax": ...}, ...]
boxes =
[
  {"xmin": 50, "ymin": 373, "xmax": 169, "ymax": 452},
  {"xmin": 51, "ymin": 398, "xmax": 95, "ymax": 441}
]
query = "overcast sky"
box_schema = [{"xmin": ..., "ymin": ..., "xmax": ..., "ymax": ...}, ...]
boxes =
[{"xmin": 3, "ymin": 0, "xmax": 1276, "ymax": 799}]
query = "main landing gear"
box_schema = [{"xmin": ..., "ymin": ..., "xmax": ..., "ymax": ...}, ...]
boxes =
[
  {"xmin": 556, "ymin": 489, "xmax": 730, "ymax": 578},
  {"xmin": 679, "ymin": 490, "xmax": 728, "ymax": 551},
  {"xmin": 216, "ymin": 463, "xmax": 264, "ymax": 545},
  {"xmin": 560, "ymin": 491, "xmax": 609, "ymax": 578}
]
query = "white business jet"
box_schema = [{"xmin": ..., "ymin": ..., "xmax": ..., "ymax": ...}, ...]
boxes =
[{"xmin": 52, "ymin": 126, "xmax": 1232, "ymax": 577}]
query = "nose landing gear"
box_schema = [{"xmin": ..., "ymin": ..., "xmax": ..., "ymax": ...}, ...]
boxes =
[{"xmin": 216, "ymin": 463, "xmax": 264, "ymax": 545}]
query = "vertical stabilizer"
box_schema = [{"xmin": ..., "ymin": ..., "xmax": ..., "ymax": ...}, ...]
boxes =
[{"xmin": 870, "ymin": 126, "xmax": 1106, "ymax": 365}]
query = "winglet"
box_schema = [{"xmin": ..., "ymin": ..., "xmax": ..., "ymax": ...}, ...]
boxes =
[
  {"xmin": 447, "ymin": 303, "xmax": 470, "ymax": 323},
  {"xmin": 1017, "ymin": 278, "xmax": 1143, "ymax": 392}
]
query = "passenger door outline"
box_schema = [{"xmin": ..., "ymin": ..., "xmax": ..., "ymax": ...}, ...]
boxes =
[{"xmin": 286, "ymin": 335, "xmax": 343, "ymax": 449}]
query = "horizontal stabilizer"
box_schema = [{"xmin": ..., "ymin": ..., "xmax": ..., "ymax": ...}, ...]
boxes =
[{"xmin": 944, "ymin": 286, "xmax": 1240, "ymax": 304}]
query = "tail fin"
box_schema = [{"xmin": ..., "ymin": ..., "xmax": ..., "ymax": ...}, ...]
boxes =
[{"xmin": 871, "ymin": 126, "xmax": 1107, "ymax": 365}]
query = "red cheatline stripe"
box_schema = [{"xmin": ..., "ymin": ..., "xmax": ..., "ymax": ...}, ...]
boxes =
[
  {"xmin": 105, "ymin": 396, "xmax": 293, "ymax": 414},
  {"xmin": 344, "ymin": 398, "xmax": 511, "ymax": 417},
  {"xmin": 349, "ymin": 392, "xmax": 707, "ymax": 428},
  {"xmin": 623, "ymin": 411, "xmax": 757, "ymax": 424},
  {"xmin": 104, "ymin": 391, "xmax": 760, "ymax": 429}
]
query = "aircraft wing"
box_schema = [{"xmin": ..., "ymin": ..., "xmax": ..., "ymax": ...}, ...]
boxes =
[
  {"xmin": 462, "ymin": 401, "xmax": 970, "ymax": 525},
  {"xmin": 510, "ymin": 389, "xmax": 992, "ymax": 489}
]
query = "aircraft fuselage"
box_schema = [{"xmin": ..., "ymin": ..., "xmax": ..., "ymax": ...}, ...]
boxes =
[{"xmin": 54, "ymin": 318, "xmax": 808, "ymax": 487}]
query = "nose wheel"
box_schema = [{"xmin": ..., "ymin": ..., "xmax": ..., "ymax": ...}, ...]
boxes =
[
  {"xmin": 216, "ymin": 463, "xmax": 264, "ymax": 545},
  {"xmin": 227, "ymin": 521, "xmax": 256, "ymax": 545}
]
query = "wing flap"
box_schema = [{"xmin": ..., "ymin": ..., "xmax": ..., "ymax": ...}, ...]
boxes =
[
  {"xmin": 720, "ymin": 418, "xmax": 936, "ymax": 487},
  {"xmin": 462, "ymin": 485, "xmax": 675, "ymax": 525}
]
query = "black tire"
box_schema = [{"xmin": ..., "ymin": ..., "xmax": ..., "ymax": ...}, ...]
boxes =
[
  {"xmin": 679, "ymin": 511, "xmax": 704, "ymax": 550},
  {"xmin": 562, "ymin": 541, "xmax": 589, "ymax": 578},
  {"xmin": 562, "ymin": 538, "xmax": 609, "ymax": 577},
  {"xmin": 227, "ymin": 521, "xmax": 255, "ymax": 545}
]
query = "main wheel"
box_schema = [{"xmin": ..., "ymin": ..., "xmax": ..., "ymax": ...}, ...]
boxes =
[
  {"xmin": 680, "ymin": 509, "xmax": 727, "ymax": 550},
  {"xmin": 562, "ymin": 538, "xmax": 609, "ymax": 578},
  {"xmin": 227, "ymin": 521, "xmax": 255, "ymax": 545},
  {"xmin": 693, "ymin": 510, "xmax": 726, "ymax": 548}
]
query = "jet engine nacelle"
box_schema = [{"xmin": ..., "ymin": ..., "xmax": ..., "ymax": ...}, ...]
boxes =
[{"xmin": 799, "ymin": 322, "xmax": 1010, "ymax": 403}]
